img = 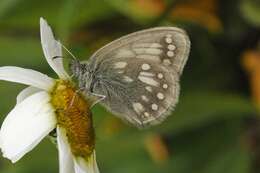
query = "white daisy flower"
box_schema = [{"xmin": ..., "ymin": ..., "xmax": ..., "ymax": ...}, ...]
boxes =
[{"xmin": 0, "ymin": 18, "xmax": 99, "ymax": 173}]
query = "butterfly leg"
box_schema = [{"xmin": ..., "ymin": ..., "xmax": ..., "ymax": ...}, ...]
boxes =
[
  {"xmin": 69, "ymin": 90, "xmax": 105, "ymax": 108},
  {"xmin": 67, "ymin": 87, "xmax": 86, "ymax": 109},
  {"xmin": 90, "ymin": 92, "xmax": 106, "ymax": 108}
]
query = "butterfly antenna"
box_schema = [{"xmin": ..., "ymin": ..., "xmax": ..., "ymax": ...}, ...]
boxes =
[{"xmin": 58, "ymin": 41, "xmax": 77, "ymax": 60}]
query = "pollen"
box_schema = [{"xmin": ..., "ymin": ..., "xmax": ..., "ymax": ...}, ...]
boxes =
[{"xmin": 51, "ymin": 80, "xmax": 95, "ymax": 158}]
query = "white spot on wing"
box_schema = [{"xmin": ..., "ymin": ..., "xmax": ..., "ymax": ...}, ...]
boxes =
[
  {"xmin": 144, "ymin": 112, "xmax": 150, "ymax": 117},
  {"xmin": 157, "ymin": 73, "xmax": 163, "ymax": 79},
  {"xmin": 168, "ymin": 44, "xmax": 176, "ymax": 50},
  {"xmin": 115, "ymin": 49, "xmax": 135, "ymax": 58},
  {"xmin": 145, "ymin": 86, "xmax": 153, "ymax": 92},
  {"xmin": 114, "ymin": 61, "xmax": 127, "ymax": 69},
  {"xmin": 165, "ymin": 37, "xmax": 172, "ymax": 44},
  {"xmin": 136, "ymin": 55, "xmax": 160, "ymax": 62},
  {"xmin": 141, "ymin": 95, "xmax": 149, "ymax": 102},
  {"xmin": 138, "ymin": 76, "xmax": 159, "ymax": 86},
  {"xmin": 141, "ymin": 64, "xmax": 151, "ymax": 70},
  {"xmin": 163, "ymin": 59, "xmax": 171, "ymax": 65},
  {"xmin": 140, "ymin": 72, "xmax": 155, "ymax": 77},
  {"xmin": 151, "ymin": 43, "xmax": 162, "ymax": 48},
  {"xmin": 163, "ymin": 84, "xmax": 168, "ymax": 89},
  {"xmin": 133, "ymin": 43, "xmax": 162, "ymax": 48},
  {"xmin": 123, "ymin": 76, "xmax": 134, "ymax": 82},
  {"xmin": 157, "ymin": 92, "xmax": 164, "ymax": 100},
  {"xmin": 133, "ymin": 48, "xmax": 162, "ymax": 55},
  {"xmin": 133, "ymin": 102, "xmax": 144, "ymax": 114},
  {"xmin": 151, "ymin": 103, "xmax": 159, "ymax": 110},
  {"xmin": 167, "ymin": 51, "xmax": 174, "ymax": 57}
]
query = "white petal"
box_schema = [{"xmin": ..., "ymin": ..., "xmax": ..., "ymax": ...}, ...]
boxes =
[
  {"xmin": 0, "ymin": 91, "xmax": 56, "ymax": 163},
  {"xmin": 40, "ymin": 18, "xmax": 70, "ymax": 80},
  {"xmin": 16, "ymin": 86, "xmax": 42, "ymax": 104},
  {"xmin": 74, "ymin": 152, "xmax": 100, "ymax": 173},
  {"xmin": 57, "ymin": 126, "xmax": 75, "ymax": 173},
  {"xmin": 0, "ymin": 66, "xmax": 55, "ymax": 91}
]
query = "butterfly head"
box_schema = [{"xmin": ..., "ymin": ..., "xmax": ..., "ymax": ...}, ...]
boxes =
[
  {"xmin": 69, "ymin": 58, "xmax": 82, "ymax": 78},
  {"xmin": 69, "ymin": 59, "xmax": 94, "ymax": 93}
]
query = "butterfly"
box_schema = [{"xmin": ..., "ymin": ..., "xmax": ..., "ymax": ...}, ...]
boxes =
[{"xmin": 41, "ymin": 21, "xmax": 191, "ymax": 129}]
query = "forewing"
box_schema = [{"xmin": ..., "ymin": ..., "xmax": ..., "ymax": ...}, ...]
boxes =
[
  {"xmin": 89, "ymin": 27, "xmax": 190, "ymax": 128},
  {"xmin": 90, "ymin": 27, "xmax": 190, "ymax": 75}
]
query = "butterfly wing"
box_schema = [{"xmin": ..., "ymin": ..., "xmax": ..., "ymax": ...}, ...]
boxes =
[{"xmin": 88, "ymin": 27, "xmax": 190, "ymax": 128}]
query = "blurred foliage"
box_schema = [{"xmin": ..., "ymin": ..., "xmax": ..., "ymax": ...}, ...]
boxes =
[
  {"xmin": 242, "ymin": 49, "xmax": 260, "ymax": 111},
  {"xmin": 0, "ymin": 0, "xmax": 260, "ymax": 173},
  {"xmin": 240, "ymin": 0, "xmax": 260, "ymax": 27}
]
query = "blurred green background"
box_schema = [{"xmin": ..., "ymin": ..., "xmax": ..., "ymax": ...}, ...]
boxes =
[{"xmin": 0, "ymin": 0, "xmax": 260, "ymax": 172}]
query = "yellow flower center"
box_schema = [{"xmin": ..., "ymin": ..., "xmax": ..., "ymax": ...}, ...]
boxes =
[{"xmin": 50, "ymin": 80, "xmax": 95, "ymax": 158}]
